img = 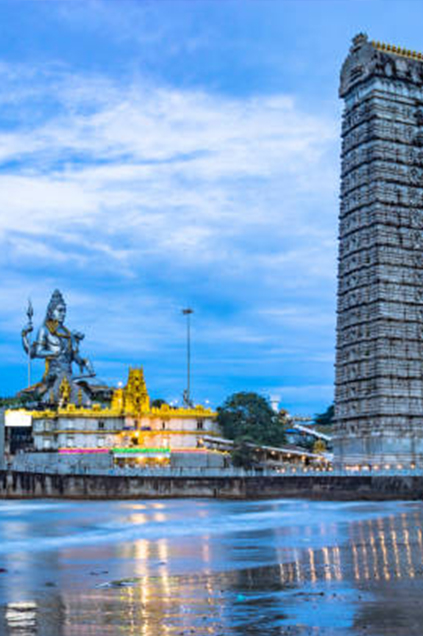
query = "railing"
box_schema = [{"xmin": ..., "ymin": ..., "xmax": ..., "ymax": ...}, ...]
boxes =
[
  {"xmin": 7, "ymin": 463, "xmax": 423, "ymax": 478},
  {"xmin": 8, "ymin": 464, "xmax": 274, "ymax": 478}
]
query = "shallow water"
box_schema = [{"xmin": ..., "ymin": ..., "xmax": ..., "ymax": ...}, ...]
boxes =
[{"xmin": 0, "ymin": 498, "xmax": 422, "ymax": 635}]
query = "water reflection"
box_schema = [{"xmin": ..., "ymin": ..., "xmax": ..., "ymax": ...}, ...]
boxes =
[
  {"xmin": 3, "ymin": 597, "xmax": 67, "ymax": 636},
  {"xmin": 5, "ymin": 602, "xmax": 37, "ymax": 636},
  {"xmin": 1, "ymin": 502, "xmax": 423, "ymax": 635}
]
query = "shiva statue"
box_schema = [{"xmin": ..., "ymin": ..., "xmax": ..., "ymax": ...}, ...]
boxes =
[{"xmin": 21, "ymin": 290, "xmax": 109, "ymax": 406}]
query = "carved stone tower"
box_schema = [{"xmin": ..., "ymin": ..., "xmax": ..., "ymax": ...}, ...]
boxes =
[{"xmin": 334, "ymin": 34, "xmax": 423, "ymax": 467}]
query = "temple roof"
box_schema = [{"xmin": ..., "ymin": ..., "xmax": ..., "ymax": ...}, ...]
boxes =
[{"xmin": 340, "ymin": 33, "xmax": 423, "ymax": 97}]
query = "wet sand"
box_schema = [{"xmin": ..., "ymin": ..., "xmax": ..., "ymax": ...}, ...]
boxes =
[{"xmin": 0, "ymin": 498, "xmax": 422, "ymax": 635}]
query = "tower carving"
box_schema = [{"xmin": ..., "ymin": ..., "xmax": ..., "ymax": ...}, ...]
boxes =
[{"xmin": 334, "ymin": 35, "xmax": 423, "ymax": 466}]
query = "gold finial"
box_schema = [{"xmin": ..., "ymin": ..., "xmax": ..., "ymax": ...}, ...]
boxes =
[{"xmin": 373, "ymin": 39, "xmax": 423, "ymax": 61}]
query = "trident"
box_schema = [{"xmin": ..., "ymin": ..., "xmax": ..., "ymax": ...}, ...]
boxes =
[{"xmin": 26, "ymin": 299, "xmax": 34, "ymax": 388}]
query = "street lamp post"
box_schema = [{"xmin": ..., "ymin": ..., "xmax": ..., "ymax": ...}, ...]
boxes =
[{"xmin": 182, "ymin": 308, "xmax": 194, "ymax": 406}]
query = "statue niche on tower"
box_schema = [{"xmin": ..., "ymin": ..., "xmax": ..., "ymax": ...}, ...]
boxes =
[{"xmin": 21, "ymin": 290, "xmax": 109, "ymax": 406}]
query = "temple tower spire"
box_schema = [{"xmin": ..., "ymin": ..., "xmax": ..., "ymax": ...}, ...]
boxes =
[{"xmin": 334, "ymin": 34, "xmax": 423, "ymax": 467}]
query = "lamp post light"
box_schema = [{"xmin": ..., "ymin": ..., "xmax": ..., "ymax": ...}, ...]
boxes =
[{"xmin": 182, "ymin": 308, "xmax": 194, "ymax": 407}]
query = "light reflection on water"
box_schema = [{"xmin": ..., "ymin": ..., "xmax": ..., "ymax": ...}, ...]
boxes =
[{"xmin": 1, "ymin": 500, "xmax": 423, "ymax": 635}]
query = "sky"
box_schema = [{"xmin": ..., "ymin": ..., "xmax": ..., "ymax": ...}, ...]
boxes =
[{"xmin": 0, "ymin": 0, "xmax": 421, "ymax": 415}]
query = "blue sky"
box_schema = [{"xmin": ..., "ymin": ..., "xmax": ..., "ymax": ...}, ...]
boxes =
[{"xmin": 0, "ymin": 0, "xmax": 420, "ymax": 415}]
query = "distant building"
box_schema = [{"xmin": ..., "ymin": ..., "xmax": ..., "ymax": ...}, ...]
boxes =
[{"xmin": 334, "ymin": 35, "xmax": 423, "ymax": 467}]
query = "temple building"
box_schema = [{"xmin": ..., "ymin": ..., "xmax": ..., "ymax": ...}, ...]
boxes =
[
  {"xmin": 6, "ymin": 368, "xmax": 221, "ymax": 469},
  {"xmin": 334, "ymin": 34, "xmax": 423, "ymax": 467}
]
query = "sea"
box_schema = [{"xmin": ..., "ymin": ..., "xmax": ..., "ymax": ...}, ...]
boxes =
[{"xmin": 0, "ymin": 497, "xmax": 422, "ymax": 635}]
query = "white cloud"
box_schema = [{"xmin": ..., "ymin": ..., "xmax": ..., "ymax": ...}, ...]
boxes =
[
  {"xmin": 258, "ymin": 307, "xmax": 335, "ymax": 328},
  {"xmin": 0, "ymin": 63, "xmax": 339, "ymax": 406},
  {"xmin": 0, "ymin": 69, "xmax": 337, "ymax": 245},
  {"xmin": 0, "ymin": 74, "xmax": 339, "ymax": 302}
]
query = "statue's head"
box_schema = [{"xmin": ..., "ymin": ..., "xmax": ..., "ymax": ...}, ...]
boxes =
[{"xmin": 46, "ymin": 289, "xmax": 66, "ymax": 325}]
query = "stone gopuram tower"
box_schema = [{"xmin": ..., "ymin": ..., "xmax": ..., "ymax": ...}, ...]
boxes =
[{"xmin": 334, "ymin": 34, "xmax": 423, "ymax": 467}]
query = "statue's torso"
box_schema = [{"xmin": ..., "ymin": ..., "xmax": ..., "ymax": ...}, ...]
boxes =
[{"xmin": 35, "ymin": 322, "xmax": 73, "ymax": 374}]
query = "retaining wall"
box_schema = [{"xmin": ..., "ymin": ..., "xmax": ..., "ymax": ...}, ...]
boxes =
[{"xmin": 2, "ymin": 471, "xmax": 423, "ymax": 500}]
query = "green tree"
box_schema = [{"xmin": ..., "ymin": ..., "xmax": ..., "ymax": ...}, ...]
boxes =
[
  {"xmin": 151, "ymin": 399, "xmax": 168, "ymax": 408},
  {"xmin": 217, "ymin": 392, "xmax": 286, "ymax": 447},
  {"xmin": 0, "ymin": 394, "xmax": 33, "ymax": 409},
  {"xmin": 230, "ymin": 436, "xmax": 258, "ymax": 469},
  {"xmin": 313, "ymin": 404, "xmax": 334, "ymax": 427}
]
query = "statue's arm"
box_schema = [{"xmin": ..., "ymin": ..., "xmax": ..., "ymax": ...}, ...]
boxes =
[
  {"xmin": 84, "ymin": 358, "xmax": 95, "ymax": 375},
  {"xmin": 75, "ymin": 352, "xmax": 95, "ymax": 376},
  {"xmin": 21, "ymin": 325, "xmax": 34, "ymax": 356},
  {"xmin": 71, "ymin": 331, "xmax": 95, "ymax": 376},
  {"xmin": 71, "ymin": 331, "xmax": 84, "ymax": 365}
]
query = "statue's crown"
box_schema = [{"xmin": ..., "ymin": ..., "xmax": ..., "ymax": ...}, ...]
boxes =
[{"xmin": 46, "ymin": 289, "xmax": 66, "ymax": 318}]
